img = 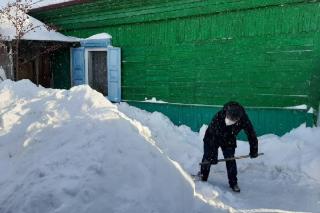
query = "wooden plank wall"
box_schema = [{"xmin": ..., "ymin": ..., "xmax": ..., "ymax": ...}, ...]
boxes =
[{"xmin": 32, "ymin": 0, "xmax": 320, "ymax": 110}]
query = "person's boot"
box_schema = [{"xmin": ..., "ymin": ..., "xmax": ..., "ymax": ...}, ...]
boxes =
[
  {"xmin": 193, "ymin": 171, "xmax": 208, "ymax": 181},
  {"xmin": 230, "ymin": 184, "xmax": 240, "ymax": 192},
  {"xmin": 191, "ymin": 171, "xmax": 208, "ymax": 181},
  {"xmin": 201, "ymin": 173, "xmax": 208, "ymax": 182}
]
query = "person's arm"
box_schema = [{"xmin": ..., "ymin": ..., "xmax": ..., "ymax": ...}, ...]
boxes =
[
  {"xmin": 242, "ymin": 112, "xmax": 258, "ymax": 158},
  {"xmin": 204, "ymin": 111, "xmax": 224, "ymax": 141},
  {"xmin": 203, "ymin": 114, "xmax": 218, "ymax": 144}
]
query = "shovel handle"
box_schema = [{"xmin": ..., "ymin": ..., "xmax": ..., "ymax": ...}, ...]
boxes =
[{"xmin": 199, "ymin": 153, "xmax": 264, "ymax": 166}]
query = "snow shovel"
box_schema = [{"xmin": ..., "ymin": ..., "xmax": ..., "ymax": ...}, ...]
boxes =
[{"xmin": 199, "ymin": 153, "xmax": 264, "ymax": 166}]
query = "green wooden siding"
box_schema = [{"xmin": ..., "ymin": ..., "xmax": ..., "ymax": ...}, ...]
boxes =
[
  {"xmin": 127, "ymin": 101, "xmax": 313, "ymax": 139},
  {"xmin": 31, "ymin": 0, "xmax": 320, "ymax": 130}
]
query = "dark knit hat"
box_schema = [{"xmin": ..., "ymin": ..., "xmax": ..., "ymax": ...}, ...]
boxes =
[{"xmin": 225, "ymin": 102, "xmax": 243, "ymax": 121}]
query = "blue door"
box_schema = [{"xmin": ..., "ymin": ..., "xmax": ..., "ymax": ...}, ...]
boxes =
[
  {"xmin": 71, "ymin": 47, "xmax": 85, "ymax": 86},
  {"xmin": 107, "ymin": 47, "xmax": 121, "ymax": 102}
]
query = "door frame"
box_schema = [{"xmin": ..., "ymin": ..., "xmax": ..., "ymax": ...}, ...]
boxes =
[{"xmin": 84, "ymin": 47, "xmax": 108, "ymax": 85}]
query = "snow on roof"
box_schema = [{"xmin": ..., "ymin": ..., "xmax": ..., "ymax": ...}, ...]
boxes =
[
  {"xmin": 31, "ymin": 0, "xmax": 73, "ymax": 9},
  {"xmin": 0, "ymin": 12, "xmax": 79, "ymax": 42},
  {"xmin": 0, "ymin": 2, "xmax": 113, "ymax": 42},
  {"xmin": 86, "ymin": 33, "xmax": 112, "ymax": 40}
]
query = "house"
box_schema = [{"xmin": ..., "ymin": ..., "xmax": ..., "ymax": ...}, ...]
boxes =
[
  {"xmin": 0, "ymin": 7, "xmax": 78, "ymax": 88},
  {"xmin": 30, "ymin": 0, "xmax": 320, "ymax": 137},
  {"xmin": 1, "ymin": 1, "xmax": 121, "ymax": 101}
]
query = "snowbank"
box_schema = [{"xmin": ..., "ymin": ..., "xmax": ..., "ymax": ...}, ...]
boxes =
[
  {"xmin": 0, "ymin": 80, "xmax": 225, "ymax": 213},
  {"xmin": 251, "ymin": 126, "xmax": 320, "ymax": 181}
]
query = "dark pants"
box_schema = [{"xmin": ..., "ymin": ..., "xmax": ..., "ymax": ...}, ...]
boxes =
[{"xmin": 201, "ymin": 142, "xmax": 238, "ymax": 187}]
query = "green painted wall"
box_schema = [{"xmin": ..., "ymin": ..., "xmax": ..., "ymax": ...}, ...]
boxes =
[
  {"xmin": 31, "ymin": 0, "xmax": 320, "ymax": 130},
  {"xmin": 127, "ymin": 101, "xmax": 313, "ymax": 138}
]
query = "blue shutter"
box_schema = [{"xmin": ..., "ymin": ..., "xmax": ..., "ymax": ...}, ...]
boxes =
[
  {"xmin": 71, "ymin": 47, "xmax": 85, "ymax": 86},
  {"xmin": 107, "ymin": 47, "xmax": 121, "ymax": 102}
]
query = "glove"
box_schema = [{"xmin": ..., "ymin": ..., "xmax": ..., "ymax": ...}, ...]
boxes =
[
  {"xmin": 250, "ymin": 145, "xmax": 258, "ymax": 159},
  {"xmin": 250, "ymin": 152, "xmax": 258, "ymax": 158}
]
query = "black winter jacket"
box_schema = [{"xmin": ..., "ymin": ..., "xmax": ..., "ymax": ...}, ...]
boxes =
[{"xmin": 203, "ymin": 102, "xmax": 258, "ymax": 155}]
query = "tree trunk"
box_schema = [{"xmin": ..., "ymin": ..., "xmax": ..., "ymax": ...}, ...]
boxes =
[{"xmin": 15, "ymin": 40, "xmax": 19, "ymax": 81}]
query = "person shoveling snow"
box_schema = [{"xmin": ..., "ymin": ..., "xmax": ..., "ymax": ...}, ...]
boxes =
[
  {"xmin": 197, "ymin": 101, "xmax": 260, "ymax": 193},
  {"xmin": 118, "ymin": 102, "xmax": 320, "ymax": 212}
]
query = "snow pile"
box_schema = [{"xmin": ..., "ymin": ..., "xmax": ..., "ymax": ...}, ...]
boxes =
[
  {"xmin": 249, "ymin": 127, "xmax": 320, "ymax": 182},
  {"xmin": 0, "ymin": 80, "xmax": 226, "ymax": 213}
]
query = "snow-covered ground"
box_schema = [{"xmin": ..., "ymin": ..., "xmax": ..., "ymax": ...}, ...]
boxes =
[{"xmin": 0, "ymin": 80, "xmax": 319, "ymax": 213}]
